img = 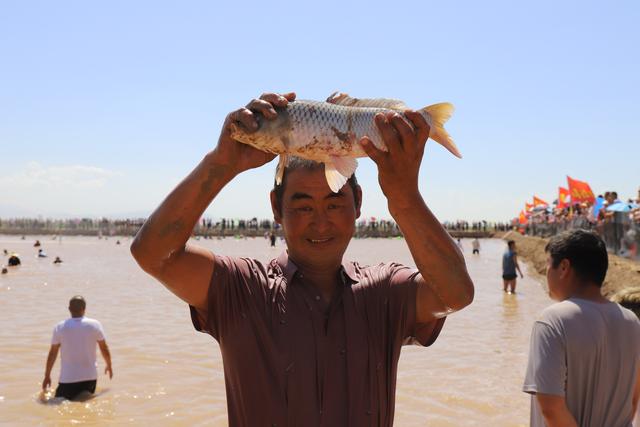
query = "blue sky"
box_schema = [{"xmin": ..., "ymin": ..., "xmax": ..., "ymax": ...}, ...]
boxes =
[{"xmin": 1, "ymin": 0, "xmax": 638, "ymax": 221}]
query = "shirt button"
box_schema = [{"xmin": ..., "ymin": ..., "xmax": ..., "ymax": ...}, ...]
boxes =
[
  {"xmin": 280, "ymin": 319, "xmax": 286, "ymax": 325},
  {"xmin": 366, "ymin": 410, "xmax": 372, "ymax": 415},
  {"xmin": 340, "ymin": 349, "xmax": 346, "ymax": 355},
  {"xmin": 315, "ymin": 295, "xmax": 320, "ymax": 301}
]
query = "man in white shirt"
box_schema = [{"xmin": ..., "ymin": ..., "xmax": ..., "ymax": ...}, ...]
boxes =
[{"xmin": 42, "ymin": 295, "xmax": 113, "ymax": 400}]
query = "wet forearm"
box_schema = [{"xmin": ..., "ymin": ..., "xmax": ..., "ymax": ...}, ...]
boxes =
[
  {"xmin": 131, "ymin": 151, "xmax": 237, "ymax": 267},
  {"xmin": 101, "ymin": 346, "xmax": 112, "ymax": 368},
  {"xmin": 389, "ymin": 194, "xmax": 473, "ymax": 310},
  {"xmin": 44, "ymin": 351, "xmax": 56, "ymax": 377}
]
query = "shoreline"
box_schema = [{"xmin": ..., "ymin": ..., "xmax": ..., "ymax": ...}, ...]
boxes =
[{"xmin": 500, "ymin": 231, "xmax": 640, "ymax": 297}]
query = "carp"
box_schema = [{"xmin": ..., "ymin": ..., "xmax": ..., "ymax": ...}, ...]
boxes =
[{"xmin": 230, "ymin": 94, "xmax": 460, "ymax": 192}]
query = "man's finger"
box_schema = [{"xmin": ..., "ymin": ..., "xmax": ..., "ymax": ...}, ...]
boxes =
[
  {"xmin": 231, "ymin": 108, "xmax": 258, "ymax": 132},
  {"xmin": 375, "ymin": 113, "xmax": 401, "ymax": 155},
  {"xmin": 282, "ymin": 92, "xmax": 296, "ymax": 102},
  {"xmin": 404, "ymin": 111, "xmax": 431, "ymax": 144},
  {"xmin": 260, "ymin": 93, "xmax": 290, "ymax": 108},
  {"xmin": 390, "ymin": 113, "xmax": 417, "ymax": 154},
  {"xmin": 246, "ymin": 98, "xmax": 277, "ymax": 120},
  {"xmin": 359, "ymin": 136, "xmax": 385, "ymax": 164}
]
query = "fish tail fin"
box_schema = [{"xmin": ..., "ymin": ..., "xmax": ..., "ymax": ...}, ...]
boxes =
[{"xmin": 420, "ymin": 103, "xmax": 462, "ymax": 158}]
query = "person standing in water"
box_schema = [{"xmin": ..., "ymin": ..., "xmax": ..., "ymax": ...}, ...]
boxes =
[
  {"xmin": 472, "ymin": 238, "xmax": 480, "ymax": 255},
  {"xmin": 502, "ymin": 240, "xmax": 523, "ymax": 293},
  {"xmin": 42, "ymin": 296, "xmax": 113, "ymax": 400}
]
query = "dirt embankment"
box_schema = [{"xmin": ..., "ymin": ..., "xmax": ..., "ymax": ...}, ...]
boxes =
[{"xmin": 500, "ymin": 231, "xmax": 640, "ymax": 297}]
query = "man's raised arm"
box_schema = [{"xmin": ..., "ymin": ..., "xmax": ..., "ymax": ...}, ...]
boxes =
[
  {"xmin": 130, "ymin": 92, "xmax": 295, "ymax": 309},
  {"xmin": 359, "ymin": 110, "xmax": 474, "ymax": 323}
]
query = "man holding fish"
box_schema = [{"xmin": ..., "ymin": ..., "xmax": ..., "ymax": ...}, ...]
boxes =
[{"xmin": 131, "ymin": 91, "xmax": 474, "ymax": 426}]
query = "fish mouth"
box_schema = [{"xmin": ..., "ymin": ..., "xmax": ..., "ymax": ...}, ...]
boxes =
[{"xmin": 307, "ymin": 237, "xmax": 333, "ymax": 244}]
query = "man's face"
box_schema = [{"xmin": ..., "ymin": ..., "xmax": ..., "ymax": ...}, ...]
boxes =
[{"xmin": 271, "ymin": 168, "xmax": 361, "ymax": 270}]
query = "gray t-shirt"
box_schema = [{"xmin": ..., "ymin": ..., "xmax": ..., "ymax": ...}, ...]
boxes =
[{"xmin": 523, "ymin": 298, "xmax": 640, "ymax": 427}]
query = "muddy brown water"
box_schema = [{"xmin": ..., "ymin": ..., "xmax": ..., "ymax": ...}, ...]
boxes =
[{"xmin": 0, "ymin": 236, "xmax": 551, "ymax": 426}]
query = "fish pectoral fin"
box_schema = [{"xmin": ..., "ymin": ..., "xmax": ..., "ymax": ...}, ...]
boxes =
[
  {"xmin": 330, "ymin": 156, "xmax": 358, "ymax": 179},
  {"xmin": 275, "ymin": 154, "xmax": 289, "ymax": 185},
  {"xmin": 324, "ymin": 161, "xmax": 349, "ymax": 193},
  {"xmin": 328, "ymin": 93, "xmax": 408, "ymax": 111}
]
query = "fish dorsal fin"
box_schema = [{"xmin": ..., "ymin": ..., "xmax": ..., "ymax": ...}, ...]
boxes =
[
  {"xmin": 330, "ymin": 156, "xmax": 358, "ymax": 179},
  {"xmin": 324, "ymin": 160, "xmax": 349, "ymax": 193},
  {"xmin": 275, "ymin": 154, "xmax": 289, "ymax": 185},
  {"xmin": 327, "ymin": 92, "xmax": 408, "ymax": 111}
]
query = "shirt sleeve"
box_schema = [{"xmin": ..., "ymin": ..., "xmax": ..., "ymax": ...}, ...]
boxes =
[
  {"xmin": 51, "ymin": 325, "xmax": 61, "ymax": 345},
  {"xmin": 189, "ymin": 254, "xmax": 267, "ymax": 342},
  {"xmin": 387, "ymin": 264, "xmax": 446, "ymax": 347},
  {"xmin": 94, "ymin": 321, "xmax": 106, "ymax": 341},
  {"xmin": 523, "ymin": 320, "xmax": 566, "ymax": 396}
]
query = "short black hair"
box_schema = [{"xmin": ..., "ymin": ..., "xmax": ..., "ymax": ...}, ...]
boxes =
[
  {"xmin": 544, "ymin": 229, "xmax": 608, "ymax": 286},
  {"xmin": 69, "ymin": 295, "xmax": 86, "ymax": 313},
  {"xmin": 272, "ymin": 157, "xmax": 359, "ymax": 214},
  {"xmin": 507, "ymin": 240, "xmax": 516, "ymax": 248}
]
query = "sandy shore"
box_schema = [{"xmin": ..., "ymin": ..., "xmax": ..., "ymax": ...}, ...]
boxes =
[{"xmin": 500, "ymin": 231, "xmax": 640, "ymax": 297}]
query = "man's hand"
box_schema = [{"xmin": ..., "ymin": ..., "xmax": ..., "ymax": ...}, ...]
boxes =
[
  {"xmin": 105, "ymin": 365, "xmax": 113, "ymax": 379},
  {"xmin": 215, "ymin": 92, "xmax": 296, "ymax": 176},
  {"xmin": 359, "ymin": 110, "xmax": 430, "ymax": 210},
  {"xmin": 42, "ymin": 375, "xmax": 51, "ymax": 390}
]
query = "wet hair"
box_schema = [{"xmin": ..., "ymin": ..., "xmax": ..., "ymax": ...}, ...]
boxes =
[
  {"xmin": 507, "ymin": 240, "xmax": 516, "ymax": 249},
  {"xmin": 69, "ymin": 295, "xmax": 86, "ymax": 315},
  {"xmin": 272, "ymin": 157, "xmax": 359, "ymax": 214},
  {"xmin": 544, "ymin": 229, "xmax": 608, "ymax": 286}
]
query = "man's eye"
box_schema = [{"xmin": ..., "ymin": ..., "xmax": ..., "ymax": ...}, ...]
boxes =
[{"xmin": 297, "ymin": 206, "xmax": 312, "ymax": 212}]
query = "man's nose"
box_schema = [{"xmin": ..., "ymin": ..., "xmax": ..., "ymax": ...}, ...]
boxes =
[{"xmin": 311, "ymin": 209, "xmax": 331, "ymax": 232}]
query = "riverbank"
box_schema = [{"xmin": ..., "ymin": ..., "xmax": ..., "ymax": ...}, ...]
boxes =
[{"xmin": 501, "ymin": 231, "xmax": 640, "ymax": 297}]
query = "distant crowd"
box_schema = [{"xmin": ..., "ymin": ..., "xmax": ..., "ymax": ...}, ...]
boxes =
[
  {"xmin": 522, "ymin": 187, "xmax": 640, "ymax": 260},
  {"xmin": 0, "ymin": 217, "xmax": 509, "ymax": 238}
]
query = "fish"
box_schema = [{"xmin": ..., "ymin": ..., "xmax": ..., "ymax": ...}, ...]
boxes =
[{"xmin": 229, "ymin": 94, "xmax": 461, "ymax": 192}]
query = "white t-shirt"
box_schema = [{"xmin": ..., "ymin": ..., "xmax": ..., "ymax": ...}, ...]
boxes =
[{"xmin": 51, "ymin": 317, "xmax": 106, "ymax": 383}]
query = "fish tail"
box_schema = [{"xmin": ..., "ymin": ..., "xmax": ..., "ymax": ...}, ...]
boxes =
[{"xmin": 420, "ymin": 103, "xmax": 462, "ymax": 158}]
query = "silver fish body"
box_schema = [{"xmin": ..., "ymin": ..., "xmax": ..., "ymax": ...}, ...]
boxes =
[{"xmin": 230, "ymin": 97, "xmax": 460, "ymax": 192}]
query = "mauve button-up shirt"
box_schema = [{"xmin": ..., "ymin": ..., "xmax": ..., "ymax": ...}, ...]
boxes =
[{"xmin": 190, "ymin": 251, "xmax": 445, "ymax": 427}]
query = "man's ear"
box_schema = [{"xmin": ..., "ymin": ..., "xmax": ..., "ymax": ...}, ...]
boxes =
[
  {"xmin": 354, "ymin": 185, "xmax": 362, "ymax": 219},
  {"xmin": 559, "ymin": 258, "xmax": 571, "ymax": 278},
  {"xmin": 270, "ymin": 190, "xmax": 282, "ymax": 224}
]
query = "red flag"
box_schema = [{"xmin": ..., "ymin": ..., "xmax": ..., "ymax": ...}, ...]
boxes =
[
  {"xmin": 557, "ymin": 187, "xmax": 571, "ymax": 209},
  {"xmin": 533, "ymin": 196, "xmax": 549, "ymax": 207},
  {"xmin": 567, "ymin": 176, "xmax": 595, "ymax": 204},
  {"xmin": 519, "ymin": 210, "xmax": 529, "ymax": 224},
  {"xmin": 525, "ymin": 202, "xmax": 534, "ymax": 212}
]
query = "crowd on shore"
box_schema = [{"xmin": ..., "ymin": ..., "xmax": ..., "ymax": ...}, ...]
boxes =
[
  {"xmin": 519, "ymin": 188, "xmax": 640, "ymax": 260},
  {"xmin": 0, "ymin": 216, "xmax": 508, "ymax": 238}
]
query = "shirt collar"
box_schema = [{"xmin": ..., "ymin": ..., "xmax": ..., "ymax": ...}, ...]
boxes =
[{"xmin": 276, "ymin": 251, "xmax": 359, "ymax": 284}]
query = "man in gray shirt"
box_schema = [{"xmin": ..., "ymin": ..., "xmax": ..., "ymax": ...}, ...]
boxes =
[{"xmin": 523, "ymin": 230, "xmax": 640, "ymax": 426}]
